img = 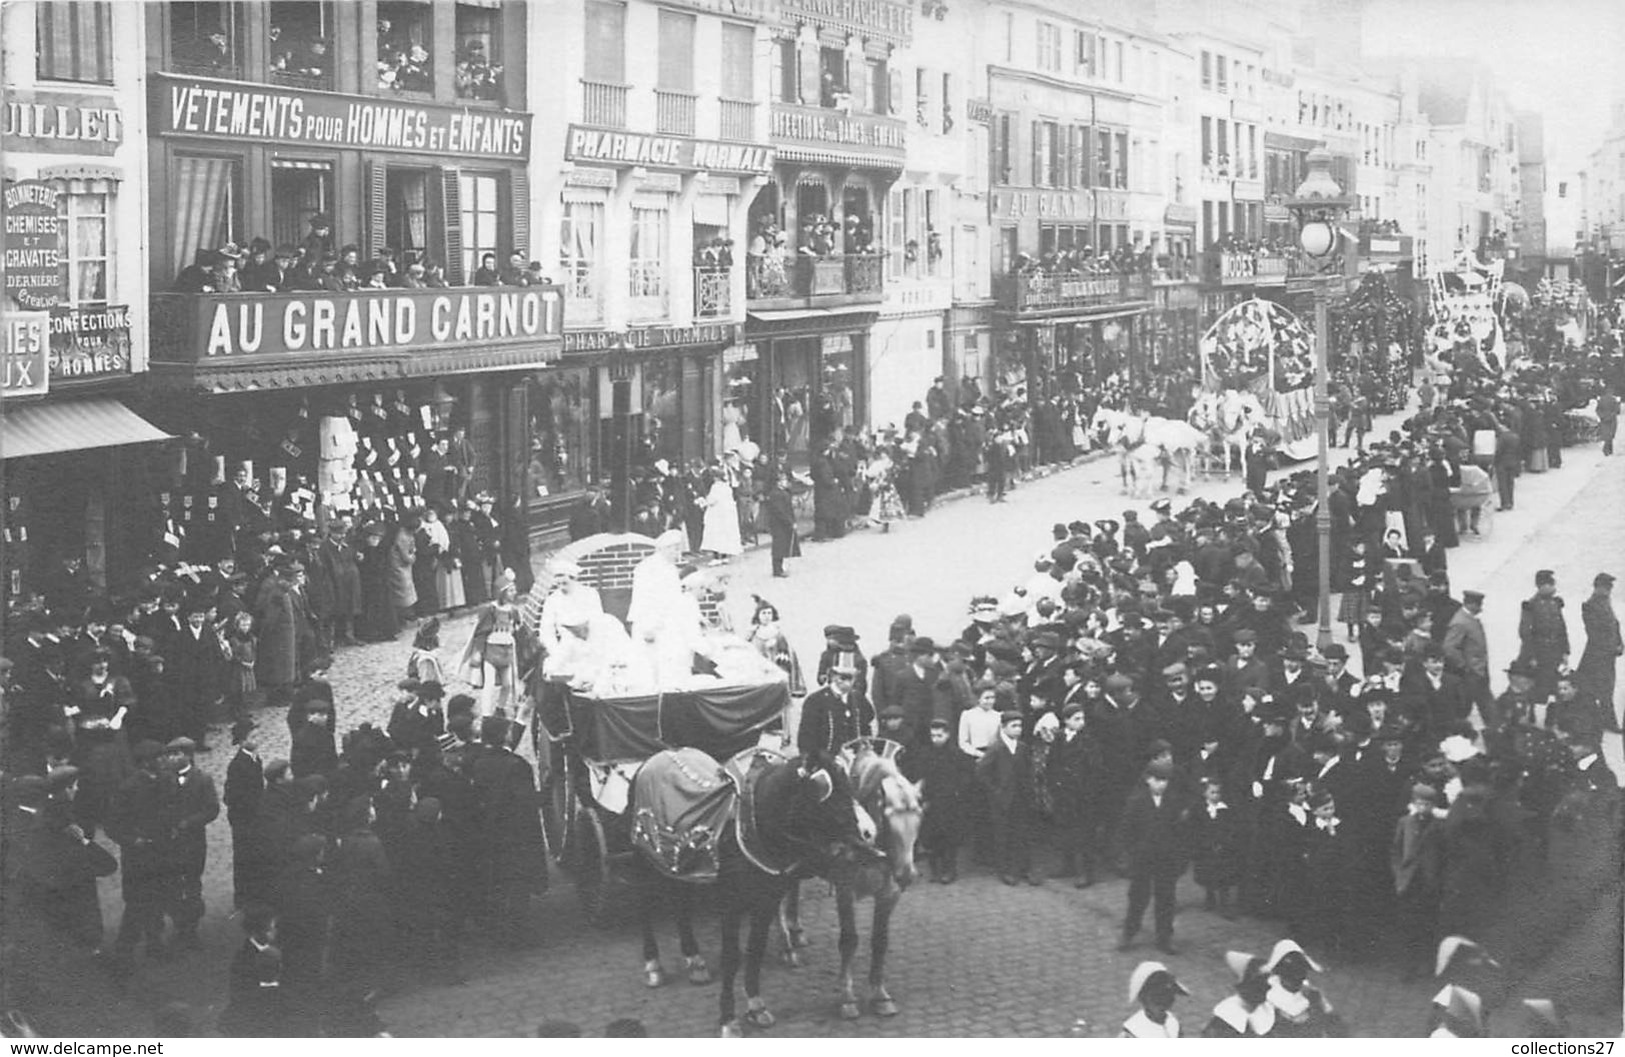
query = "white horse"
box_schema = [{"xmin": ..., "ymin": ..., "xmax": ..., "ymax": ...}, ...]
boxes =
[
  {"xmin": 1094, "ymin": 408, "xmax": 1205, "ymax": 495},
  {"xmin": 1189, "ymin": 389, "xmax": 1267, "ymax": 479}
]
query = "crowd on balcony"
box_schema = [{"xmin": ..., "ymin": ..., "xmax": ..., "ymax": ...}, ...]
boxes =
[
  {"xmin": 266, "ymin": 24, "xmax": 329, "ymax": 80},
  {"xmin": 1011, "ymin": 246, "xmax": 1155, "ymax": 278},
  {"xmin": 692, "ymin": 238, "xmax": 736, "ymax": 271},
  {"xmin": 171, "ymin": 216, "xmax": 548, "ymax": 296}
]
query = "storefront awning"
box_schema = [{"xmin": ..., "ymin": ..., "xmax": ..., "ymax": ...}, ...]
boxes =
[{"xmin": 1, "ymin": 398, "xmax": 172, "ymax": 460}]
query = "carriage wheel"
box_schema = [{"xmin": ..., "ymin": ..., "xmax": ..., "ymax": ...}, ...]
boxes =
[
  {"xmin": 569, "ymin": 804, "xmax": 613, "ymax": 927},
  {"xmin": 539, "ymin": 741, "xmax": 571, "ymax": 860}
]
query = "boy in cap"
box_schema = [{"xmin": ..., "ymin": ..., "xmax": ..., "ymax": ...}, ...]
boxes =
[
  {"xmin": 1576, "ymin": 571, "xmax": 1621, "ymax": 732},
  {"xmin": 1121, "ymin": 961, "xmax": 1188, "ymax": 1037},
  {"xmin": 223, "ymin": 718, "xmax": 264, "ymax": 910},
  {"xmin": 1390, "ymin": 782, "xmax": 1445, "ymax": 980},
  {"xmin": 1118, "ymin": 758, "xmax": 1189, "ymax": 954},
  {"xmin": 977, "ymin": 709, "xmax": 1039, "ymax": 885},
  {"xmin": 104, "ymin": 740, "xmax": 171, "ymax": 969},
  {"xmin": 903, "ymin": 717, "xmax": 975, "ymax": 883},
  {"xmin": 161, "ymin": 736, "xmax": 219, "ymax": 951}
]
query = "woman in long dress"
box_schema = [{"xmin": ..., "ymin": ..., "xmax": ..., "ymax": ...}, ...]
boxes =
[
  {"xmin": 699, "ymin": 466, "xmax": 743, "ymax": 561},
  {"xmin": 866, "ymin": 447, "xmax": 904, "ymax": 530}
]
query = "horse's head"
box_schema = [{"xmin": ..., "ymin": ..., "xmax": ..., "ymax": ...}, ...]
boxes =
[
  {"xmin": 784, "ymin": 751, "xmax": 875, "ymax": 868},
  {"xmin": 850, "ymin": 752, "xmax": 922, "ymax": 890}
]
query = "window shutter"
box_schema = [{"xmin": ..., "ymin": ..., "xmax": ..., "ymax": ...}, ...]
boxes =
[
  {"xmin": 437, "ymin": 167, "xmax": 465, "ymax": 285},
  {"xmin": 365, "ymin": 161, "xmax": 388, "ymax": 259},
  {"xmin": 887, "ymin": 66, "xmax": 902, "ymax": 117},
  {"xmin": 1031, "ymin": 121, "xmax": 1041, "ymax": 187},
  {"xmin": 505, "ymin": 169, "xmax": 530, "ymax": 258}
]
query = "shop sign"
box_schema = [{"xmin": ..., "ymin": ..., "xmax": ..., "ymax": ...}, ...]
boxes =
[
  {"xmin": 780, "ymin": 0, "xmax": 912, "ymax": 41},
  {"xmin": 153, "ymin": 74, "xmax": 531, "ymax": 161},
  {"xmin": 565, "ymin": 125, "xmax": 775, "ymax": 175},
  {"xmin": 966, "ymin": 98, "xmax": 994, "ymax": 125},
  {"xmin": 563, "ymin": 322, "xmax": 740, "ymax": 354},
  {"xmin": 3, "ymin": 311, "xmax": 50, "ymax": 397},
  {"xmin": 3, "ymin": 92, "xmax": 125, "ymax": 156},
  {"xmin": 49, "ymin": 303, "xmax": 132, "ymax": 381},
  {"xmin": 1164, "ymin": 203, "xmax": 1198, "ymax": 226},
  {"xmin": 992, "ymin": 189, "xmax": 1092, "ymax": 221},
  {"xmin": 1095, "ymin": 189, "xmax": 1130, "ymax": 222},
  {"xmin": 659, "ymin": 0, "xmax": 777, "ymax": 18},
  {"xmin": 770, "ymin": 104, "xmax": 906, "ymax": 162},
  {"xmin": 171, "ymin": 286, "xmax": 562, "ymax": 359},
  {"xmin": 2, "ymin": 180, "xmax": 65, "ymax": 310}
]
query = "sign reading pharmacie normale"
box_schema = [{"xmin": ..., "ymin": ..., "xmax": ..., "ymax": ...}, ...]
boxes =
[
  {"xmin": 564, "ymin": 125, "xmax": 774, "ymax": 176},
  {"xmin": 152, "ymin": 73, "xmax": 531, "ymax": 161}
]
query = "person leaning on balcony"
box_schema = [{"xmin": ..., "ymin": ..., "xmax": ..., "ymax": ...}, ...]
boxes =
[
  {"xmin": 499, "ymin": 250, "xmax": 528, "ymax": 286},
  {"xmin": 241, "ymin": 239, "xmax": 281, "ymax": 292},
  {"xmin": 473, "ymin": 252, "xmax": 501, "ymax": 287},
  {"xmin": 173, "ymin": 249, "xmax": 219, "ymax": 293}
]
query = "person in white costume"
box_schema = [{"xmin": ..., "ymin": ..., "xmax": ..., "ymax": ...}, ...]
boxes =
[{"xmin": 627, "ymin": 530, "xmax": 710, "ymax": 685}]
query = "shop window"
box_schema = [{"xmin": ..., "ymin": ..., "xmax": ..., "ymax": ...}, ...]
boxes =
[
  {"xmin": 267, "ymin": 0, "xmax": 331, "ymax": 87},
  {"xmin": 527, "ymin": 369, "xmax": 595, "ymax": 497},
  {"xmin": 628, "ymin": 203, "xmax": 668, "ymax": 318},
  {"xmin": 455, "ymin": 3, "xmax": 503, "ymax": 101},
  {"xmin": 36, "ymin": 1, "xmax": 113, "ymax": 84},
  {"xmin": 640, "ymin": 357, "xmax": 683, "ymax": 467},
  {"xmin": 558, "ymin": 199, "xmax": 604, "ymax": 322},
  {"xmin": 271, "ymin": 159, "xmax": 333, "ymax": 256},
  {"xmin": 458, "ymin": 172, "xmax": 499, "ymax": 281},
  {"xmin": 170, "ymin": 0, "xmax": 242, "ymax": 76},
  {"xmin": 818, "ymin": 46, "xmax": 847, "ymax": 108},
  {"xmin": 378, "ymin": 0, "xmax": 433, "ymax": 93},
  {"xmin": 57, "ymin": 189, "xmax": 112, "ymax": 307},
  {"xmin": 168, "ymin": 155, "xmax": 242, "ymax": 284},
  {"xmin": 385, "ymin": 168, "xmax": 431, "ymax": 260}
]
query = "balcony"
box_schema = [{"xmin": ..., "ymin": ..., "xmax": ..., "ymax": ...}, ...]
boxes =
[
  {"xmin": 746, "ymin": 254, "xmax": 886, "ymax": 308},
  {"xmin": 582, "ymin": 80, "xmax": 629, "ymax": 129},
  {"xmin": 719, "ymin": 99, "xmax": 756, "ymax": 143},
  {"xmin": 994, "ymin": 271, "xmax": 1151, "ymax": 315},
  {"xmin": 655, "ymin": 90, "xmax": 697, "ymax": 137},
  {"xmin": 694, "ymin": 266, "xmax": 732, "ymax": 319}
]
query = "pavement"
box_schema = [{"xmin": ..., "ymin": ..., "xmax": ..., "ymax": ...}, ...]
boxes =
[{"xmin": 9, "ymin": 405, "xmax": 1625, "ymax": 1038}]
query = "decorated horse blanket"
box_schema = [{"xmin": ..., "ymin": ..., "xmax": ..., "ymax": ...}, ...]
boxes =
[{"xmin": 631, "ymin": 747, "xmax": 738, "ymax": 883}]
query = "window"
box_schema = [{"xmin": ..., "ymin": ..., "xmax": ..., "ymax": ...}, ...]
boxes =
[
  {"xmin": 1073, "ymin": 124, "xmax": 1091, "ymax": 187},
  {"xmin": 378, "ymin": 0, "xmax": 433, "ymax": 93},
  {"xmin": 867, "ymin": 58, "xmax": 890, "ymax": 114},
  {"xmin": 558, "ymin": 200, "xmax": 604, "ymax": 320},
  {"xmin": 1004, "ymin": 13, "xmax": 1013, "ymax": 63},
  {"xmin": 168, "ymin": 156, "xmax": 242, "ymax": 281},
  {"xmin": 455, "ymin": 3, "xmax": 502, "ymax": 101},
  {"xmin": 1034, "ymin": 121, "xmax": 1059, "ymax": 187},
  {"xmin": 1076, "ymin": 30, "xmax": 1097, "ymax": 77},
  {"xmin": 271, "ymin": 159, "xmax": 333, "ymax": 254},
  {"xmin": 57, "ymin": 189, "xmax": 112, "ymax": 306},
  {"xmin": 1215, "ymin": 54, "xmax": 1227, "ymax": 93},
  {"xmin": 170, "ymin": 1, "xmax": 241, "ymax": 75},
  {"xmin": 584, "ymin": 0, "xmax": 626, "ymax": 84},
  {"xmin": 774, "ymin": 38, "xmax": 799, "ymax": 103},
  {"xmin": 915, "ymin": 68, "xmax": 929, "ymax": 128},
  {"xmin": 1036, "ymin": 21, "xmax": 1061, "ymax": 72},
  {"xmin": 267, "ymin": 1, "xmax": 331, "ymax": 87},
  {"xmin": 993, "ymin": 112, "xmax": 1012, "ymax": 184},
  {"xmin": 1114, "ymin": 132, "xmax": 1128, "ymax": 188},
  {"xmin": 36, "ymin": 2, "xmax": 113, "ymax": 84},
  {"xmin": 386, "ymin": 168, "xmax": 431, "ymax": 259},
  {"xmin": 1096, "ymin": 129, "xmax": 1112, "ymax": 186},
  {"xmin": 528, "ymin": 369, "xmax": 595, "ymax": 497},
  {"xmin": 941, "ymin": 72, "xmax": 954, "ymax": 134},
  {"xmin": 818, "ymin": 46, "xmax": 847, "ymax": 107},
  {"xmin": 1247, "ymin": 126, "xmax": 1257, "ymax": 179},
  {"xmin": 458, "ymin": 172, "xmax": 499, "ymax": 280},
  {"xmin": 721, "ymin": 23, "xmax": 754, "ymax": 100},
  {"xmin": 628, "ymin": 203, "xmax": 668, "ymax": 310},
  {"xmin": 1114, "ymin": 42, "xmax": 1124, "ymax": 83},
  {"xmin": 1200, "ymin": 116, "xmax": 1212, "ymax": 167},
  {"xmin": 658, "ymin": 10, "xmax": 695, "ymax": 92},
  {"xmin": 1200, "ymin": 50, "xmax": 1211, "ymax": 90}
]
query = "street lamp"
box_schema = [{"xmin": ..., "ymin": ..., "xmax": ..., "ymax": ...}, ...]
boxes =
[
  {"xmin": 607, "ymin": 334, "xmax": 636, "ymax": 533},
  {"xmin": 1285, "ymin": 145, "xmax": 1352, "ymax": 654}
]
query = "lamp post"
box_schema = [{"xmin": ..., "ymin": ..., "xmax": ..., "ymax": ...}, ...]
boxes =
[
  {"xmin": 606, "ymin": 335, "xmax": 636, "ymax": 533},
  {"xmin": 1285, "ymin": 146, "xmax": 1352, "ymax": 654}
]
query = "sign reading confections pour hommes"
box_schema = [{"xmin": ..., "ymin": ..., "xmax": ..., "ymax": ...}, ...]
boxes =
[
  {"xmin": 153, "ymin": 74, "xmax": 531, "ymax": 161},
  {"xmin": 169, "ymin": 287, "xmax": 563, "ymax": 359},
  {"xmin": 50, "ymin": 304, "xmax": 133, "ymax": 381},
  {"xmin": 3, "ymin": 181, "xmax": 65, "ymax": 311},
  {"xmin": 564, "ymin": 126, "xmax": 774, "ymax": 176}
]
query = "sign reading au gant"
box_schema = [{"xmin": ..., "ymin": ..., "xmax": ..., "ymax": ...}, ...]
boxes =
[
  {"xmin": 181, "ymin": 287, "xmax": 562, "ymax": 358},
  {"xmin": 564, "ymin": 126, "xmax": 774, "ymax": 176},
  {"xmin": 153, "ymin": 74, "xmax": 531, "ymax": 161}
]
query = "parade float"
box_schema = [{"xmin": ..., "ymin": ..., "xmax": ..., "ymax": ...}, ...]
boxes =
[{"xmin": 1198, "ymin": 297, "xmax": 1319, "ymax": 460}]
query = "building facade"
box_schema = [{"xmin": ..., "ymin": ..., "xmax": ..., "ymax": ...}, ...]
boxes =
[
  {"xmin": 142, "ymin": 0, "xmax": 562, "ymax": 553},
  {"xmin": 2, "ymin": 0, "xmax": 164, "ymax": 602}
]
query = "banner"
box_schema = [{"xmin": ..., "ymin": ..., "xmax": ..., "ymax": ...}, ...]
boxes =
[
  {"xmin": 3, "ymin": 180, "xmax": 65, "ymax": 310},
  {"xmin": 153, "ymin": 74, "xmax": 531, "ymax": 161}
]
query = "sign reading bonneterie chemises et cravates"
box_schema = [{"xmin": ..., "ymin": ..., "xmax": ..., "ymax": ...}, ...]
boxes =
[
  {"xmin": 3, "ymin": 180, "xmax": 65, "ymax": 312},
  {"xmin": 152, "ymin": 73, "xmax": 532, "ymax": 161}
]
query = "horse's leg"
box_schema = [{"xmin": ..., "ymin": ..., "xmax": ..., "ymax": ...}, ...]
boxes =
[
  {"xmin": 741, "ymin": 901, "xmax": 776, "ymax": 1029},
  {"xmin": 718, "ymin": 906, "xmax": 743, "ymax": 1035},
  {"xmin": 678, "ymin": 885, "xmax": 710, "ymax": 984},
  {"xmin": 836, "ymin": 883, "xmax": 861, "ymax": 1019},
  {"xmin": 869, "ymin": 886, "xmax": 901, "ymax": 1017},
  {"xmin": 777, "ymin": 880, "xmax": 805, "ymax": 967},
  {"xmin": 640, "ymin": 872, "xmax": 666, "ymax": 987}
]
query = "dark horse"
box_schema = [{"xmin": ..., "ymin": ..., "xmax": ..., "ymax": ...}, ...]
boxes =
[{"xmin": 631, "ymin": 748, "xmax": 874, "ymax": 1036}]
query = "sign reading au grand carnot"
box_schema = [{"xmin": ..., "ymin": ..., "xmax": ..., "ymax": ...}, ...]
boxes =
[{"xmin": 153, "ymin": 74, "xmax": 531, "ymax": 161}]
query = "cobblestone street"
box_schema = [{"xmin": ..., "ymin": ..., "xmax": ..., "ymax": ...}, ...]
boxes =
[{"xmin": 18, "ymin": 420, "xmax": 1625, "ymax": 1038}]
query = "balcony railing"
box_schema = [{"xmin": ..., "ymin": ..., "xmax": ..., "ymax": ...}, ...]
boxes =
[
  {"xmin": 746, "ymin": 254, "xmax": 886, "ymax": 303},
  {"xmin": 719, "ymin": 99, "xmax": 755, "ymax": 143},
  {"xmin": 655, "ymin": 89, "xmax": 697, "ymax": 137},
  {"xmin": 996, "ymin": 271, "xmax": 1150, "ymax": 313},
  {"xmin": 694, "ymin": 266, "xmax": 732, "ymax": 318},
  {"xmin": 582, "ymin": 79, "xmax": 629, "ymax": 129}
]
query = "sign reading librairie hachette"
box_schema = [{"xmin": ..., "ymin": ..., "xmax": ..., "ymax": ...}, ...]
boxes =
[
  {"xmin": 158, "ymin": 287, "xmax": 563, "ymax": 360},
  {"xmin": 153, "ymin": 74, "xmax": 531, "ymax": 161}
]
